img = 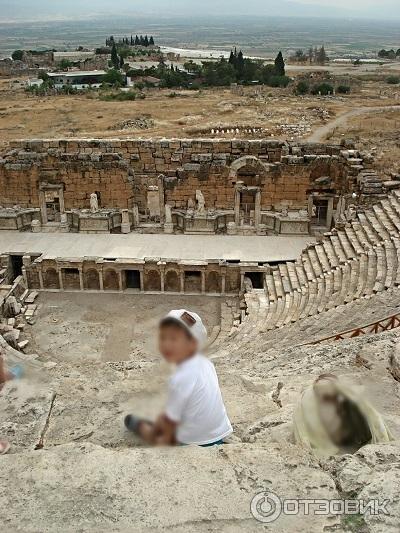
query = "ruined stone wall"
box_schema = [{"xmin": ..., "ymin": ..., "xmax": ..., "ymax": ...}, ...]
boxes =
[{"xmin": 0, "ymin": 139, "xmax": 350, "ymax": 211}]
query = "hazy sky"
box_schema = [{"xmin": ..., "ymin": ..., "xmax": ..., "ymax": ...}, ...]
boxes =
[{"xmin": 1, "ymin": 0, "xmax": 399, "ymax": 21}]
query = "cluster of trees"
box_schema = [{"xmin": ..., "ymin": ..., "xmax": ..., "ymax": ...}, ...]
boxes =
[
  {"xmin": 105, "ymin": 35, "xmax": 155, "ymax": 48},
  {"xmin": 127, "ymin": 51, "xmax": 289, "ymax": 89},
  {"xmin": 295, "ymin": 79, "xmax": 350, "ymax": 96},
  {"xmin": 290, "ymin": 46, "xmax": 329, "ymax": 65},
  {"xmin": 378, "ymin": 49, "xmax": 400, "ymax": 59}
]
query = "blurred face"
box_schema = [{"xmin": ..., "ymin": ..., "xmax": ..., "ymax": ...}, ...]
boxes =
[{"xmin": 158, "ymin": 324, "xmax": 197, "ymax": 364}]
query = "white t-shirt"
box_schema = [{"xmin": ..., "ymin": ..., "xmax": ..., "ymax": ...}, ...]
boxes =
[{"xmin": 165, "ymin": 353, "xmax": 233, "ymax": 445}]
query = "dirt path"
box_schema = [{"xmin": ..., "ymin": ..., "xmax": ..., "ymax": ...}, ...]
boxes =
[{"xmin": 308, "ymin": 104, "xmax": 400, "ymax": 142}]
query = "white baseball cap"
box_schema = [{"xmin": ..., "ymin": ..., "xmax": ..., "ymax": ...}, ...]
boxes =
[{"xmin": 160, "ymin": 309, "xmax": 207, "ymax": 348}]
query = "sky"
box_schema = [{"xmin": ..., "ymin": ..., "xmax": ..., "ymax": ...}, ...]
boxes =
[{"xmin": 1, "ymin": 0, "xmax": 399, "ymax": 21}]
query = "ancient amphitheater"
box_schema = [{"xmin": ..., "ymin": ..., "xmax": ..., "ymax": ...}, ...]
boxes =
[{"xmin": 0, "ymin": 137, "xmax": 400, "ymax": 532}]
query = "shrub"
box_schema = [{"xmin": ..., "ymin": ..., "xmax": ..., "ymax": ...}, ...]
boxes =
[
  {"xmin": 295, "ymin": 80, "xmax": 309, "ymax": 95},
  {"xmin": 311, "ymin": 82, "xmax": 334, "ymax": 95},
  {"xmin": 99, "ymin": 90, "xmax": 136, "ymax": 101},
  {"xmin": 337, "ymin": 85, "xmax": 351, "ymax": 94},
  {"xmin": 268, "ymin": 75, "xmax": 290, "ymax": 88},
  {"xmin": 12, "ymin": 50, "xmax": 24, "ymax": 61},
  {"xmin": 387, "ymin": 76, "xmax": 400, "ymax": 85}
]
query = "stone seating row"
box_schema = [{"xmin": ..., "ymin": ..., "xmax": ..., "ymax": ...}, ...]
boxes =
[{"xmin": 214, "ymin": 192, "xmax": 400, "ymax": 349}]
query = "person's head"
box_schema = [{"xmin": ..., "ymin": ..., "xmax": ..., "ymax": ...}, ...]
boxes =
[{"xmin": 158, "ymin": 309, "xmax": 207, "ymax": 364}]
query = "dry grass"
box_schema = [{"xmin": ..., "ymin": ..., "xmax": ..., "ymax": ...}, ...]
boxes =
[{"xmin": 0, "ymin": 77, "xmax": 398, "ymax": 147}]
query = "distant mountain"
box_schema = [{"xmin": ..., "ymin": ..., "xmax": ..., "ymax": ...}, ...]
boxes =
[{"xmin": 2, "ymin": 0, "xmax": 399, "ymax": 21}]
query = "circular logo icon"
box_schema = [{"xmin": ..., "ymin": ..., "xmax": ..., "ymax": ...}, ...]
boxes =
[{"xmin": 250, "ymin": 491, "xmax": 282, "ymax": 523}]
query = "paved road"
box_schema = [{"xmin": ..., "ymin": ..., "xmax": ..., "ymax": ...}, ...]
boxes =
[{"xmin": 308, "ymin": 105, "xmax": 400, "ymax": 143}]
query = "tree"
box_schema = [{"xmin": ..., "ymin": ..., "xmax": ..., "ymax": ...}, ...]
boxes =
[
  {"xmin": 308, "ymin": 47, "xmax": 314, "ymax": 63},
  {"xmin": 135, "ymin": 35, "xmax": 140, "ymax": 46},
  {"xmin": 144, "ymin": 35, "xmax": 149, "ymax": 47},
  {"xmin": 274, "ymin": 51, "xmax": 285, "ymax": 76},
  {"xmin": 111, "ymin": 42, "xmax": 120, "ymax": 69},
  {"xmin": 295, "ymin": 80, "xmax": 309, "ymax": 95},
  {"xmin": 103, "ymin": 68, "xmax": 125, "ymax": 87},
  {"xmin": 228, "ymin": 50, "xmax": 235, "ymax": 65},
  {"xmin": 149, "ymin": 36, "xmax": 155, "ymax": 46},
  {"xmin": 316, "ymin": 45, "xmax": 328, "ymax": 65},
  {"xmin": 120, "ymin": 55, "xmax": 124, "ymax": 68},
  {"xmin": 294, "ymin": 49, "xmax": 306, "ymax": 62},
  {"xmin": 236, "ymin": 50, "xmax": 245, "ymax": 79},
  {"xmin": 58, "ymin": 59, "xmax": 72, "ymax": 71},
  {"xmin": 12, "ymin": 50, "xmax": 24, "ymax": 61}
]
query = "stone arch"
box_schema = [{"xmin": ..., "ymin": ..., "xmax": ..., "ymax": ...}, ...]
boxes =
[
  {"xmin": 103, "ymin": 269, "xmax": 119, "ymax": 291},
  {"xmin": 44, "ymin": 268, "xmax": 59, "ymax": 289},
  {"xmin": 206, "ymin": 271, "xmax": 220, "ymax": 293},
  {"xmin": 184, "ymin": 270, "xmax": 202, "ymax": 293},
  {"xmin": 85, "ymin": 269, "xmax": 100, "ymax": 290},
  {"xmin": 229, "ymin": 156, "xmax": 268, "ymax": 181},
  {"xmin": 146, "ymin": 269, "xmax": 161, "ymax": 291},
  {"xmin": 165, "ymin": 270, "xmax": 179, "ymax": 292}
]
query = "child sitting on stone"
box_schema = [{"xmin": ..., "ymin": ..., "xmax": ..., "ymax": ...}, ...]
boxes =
[{"xmin": 124, "ymin": 309, "xmax": 232, "ymax": 447}]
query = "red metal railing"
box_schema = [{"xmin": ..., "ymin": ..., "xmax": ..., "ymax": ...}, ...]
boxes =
[{"xmin": 305, "ymin": 312, "xmax": 400, "ymax": 345}]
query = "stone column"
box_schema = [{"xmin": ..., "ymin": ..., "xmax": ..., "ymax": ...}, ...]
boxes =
[
  {"xmin": 240, "ymin": 272, "xmax": 245, "ymax": 292},
  {"xmin": 78, "ymin": 268, "xmax": 84, "ymax": 291},
  {"xmin": 58, "ymin": 269, "xmax": 64, "ymax": 290},
  {"xmin": 39, "ymin": 190, "xmax": 47, "ymax": 225},
  {"xmin": 234, "ymin": 188, "xmax": 241, "ymax": 226},
  {"xmin": 326, "ymin": 197, "xmax": 334, "ymax": 229},
  {"xmin": 118, "ymin": 271, "xmax": 123, "ymax": 291},
  {"xmin": 159, "ymin": 262, "xmax": 166, "ymax": 292},
  {"xmin": 58, "ymin": 187, "xmax": 65, "ymax": 214},
  {"xmin": 158, "ymin": 174, "xmax": 166, "ymax": 223},
  {"xmin": 139, "ymin": 270, "xmax": 144, "ymax": 292},
  {"xmin": 308, "ymin": 195, "xmax": 314, "ymax": 218},
  {"xmin": 38, "ymin": 267, "xmax": 44, "ymax": 290},
  {"xmin": 201, "ymin": 270, "xmax": 206, "ymax": 293},
  {"xmin": 180, "ymin": 270, "xmax": 185, "ymax": 293},
  {"xmin": 254, "ymin": 189, "xmax": 261, "ymax": 229},
  {"xmin": 121, "ymin": 209, "xmax": 131, "ymax": 234},
  {"xmin": 98, "ymin": 269, "xmax": 104, "ymax": 291},
  {"xmin": 221, "ymin": 271, "xmax": 226, "ymax": 295}
]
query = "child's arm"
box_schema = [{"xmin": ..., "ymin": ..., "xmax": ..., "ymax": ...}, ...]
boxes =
[{"xmin": 153, "ymin": 413, "xmax": 177, "ymax": 445}]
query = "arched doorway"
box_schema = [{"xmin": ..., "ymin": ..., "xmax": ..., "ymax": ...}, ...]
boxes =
[
  {"xmin": 146, "ymin": 270, "xmax": 161, "ymax": 291},
  {"xmin": 165, "ymin": 270, "xmax": 179, "ymax": 292},
  {"xmin": 44, "ymin": 268, "xmax": 59, "ymax": 289},
  {"xmin": 85, "ymin": 269, "xmax": 100, "ymax": 290}
]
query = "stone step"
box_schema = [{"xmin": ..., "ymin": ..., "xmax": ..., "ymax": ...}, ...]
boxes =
[
  {"xmin": 265, "ymin": 274, "xmax": 277, "ymax": 302},
  {"xmin": 344, "ymin": 226, "xmax": 364, "ymax": 255},
  {"xmin": 295, "ymin": 261, "xmax": 308, "ymax": 286},
  {"xmin": 287, "ymin": 262, "xmax": 300, "ymax": 291},
  {"xmin": 321, "ymin": 238, "xmax": 339, "ymax": 268},
  {"xmin": 373, "ymin": 245, "xmax": 386, "ymax": 293},
  {"xmin": 381, "ymin": 199, "xmax": 400, "ymax": 232},
  {"xmin": 337, "ymin": 229, "xmax": 356, "ymax": 260},
  {"xmin": 278, "ymin": 264, "xmax": 292, "ymax": 294},
  {"xmin": 307, "ymin": 247, "xmax": 323, "ymax": 277},
  {"xmin": 358, "ymin": 213, "xmax": 380, "ymax": 245},
  {"xmin": 314, "ymin": 244, "xmax": 330, "ymax": 273},
  {"xmin": 330, "ymin": 235, "xmax": 347, "ymax": 263},
  {"xmin": 272, "ymin": 270, "xmax": 284, "ymax": 299},
  {"xmin": 365, "ymin": 210, "xmax": 390, "ymax": 242}
]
